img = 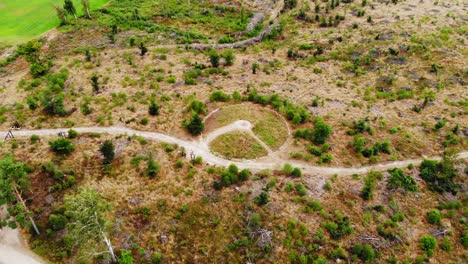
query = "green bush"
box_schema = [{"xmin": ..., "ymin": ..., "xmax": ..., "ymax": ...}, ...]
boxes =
[
  {"xmin": 291, "ymin": 167, "xmax": 302, "ymax": 177},
  {"xmin": 427, "ymin": 209, "xmax": 441, "ymax": 225},
  {"xmin": 361, "ymin": 171, "xmax": 378, "ymax": 200},
  {"xmin": 388, "ymin": 168, "xmax": 418, "ymax": 191},
  {"xmin": 187, "ymin": 100, "xmax": 206, "ymax": 115},
  {"xmin": 184, "ymin": 113, "xmax": 205, "ymax": 135},
  {"xmin": 48, "ymin": 214, "xmax": 67, "ymax": 231},
  {"xmin": 210, "ymin": 91, "xmax": 231, "ymax": 102},
  {"xmin": 67, "ymin": 129, "xmax": 78, "ymax": 139},
  {"xmin": 419, "ymin": 235, "xmax": 437, "ymax": 256},
  {"xmin": 419, "ymin": 155, "xmax": 458, "ymax": 194},
  {"xmin": 49, "ymin": 138, "xmax": 74, "ymax": 155},
  {"xmin": 440, "ymin": 237, "xmax": 452, "ymax": 252},
  {"xmin": 151, "ymin": 253, "xmax": 163, "ymax": 264},
  {"xmin": 149, "ymin": 100, "xmax": 160, "ymax": 116},
  {"xmin": 295, "ymin": 183, "xmax": 307, "ymax": 196},
  {"xmin": 351, "ymin": 243, "xmax": 376, "ymax": 263},
  {"xmin": 254, "ymin": 191, "xmax": 269, "ymax": 206},
  {"xmin": 322, "ymin": 213, "xmax": 353, "ymax": 239},
  {"xmin": 119, "ymin": 250, "xmax": 134, "ymax": 264},
  {"xmin": 146, "ymin": 158, "xmax": 160, "ymax": 178}
]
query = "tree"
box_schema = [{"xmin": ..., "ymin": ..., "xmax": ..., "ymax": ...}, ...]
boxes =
[
  {"xmin": 49, "ymin": 138, "xmax": 75, "ymax": 155},
  {"xmin": 222, "ymin": 49, "xmax": 235, "ymax": 66},
  {"xmin": 254, "ymin": 191, "xmax": 269, "ymax": 206},
  {"xmin": 427, "ymin": 209, "xmax": 441, "ymax": 225},
  {"xmin": 419, "ymin": 235, "xmax": 437, "ymax": 256},
  {"xmin": 140, "ymin": 42, "xmax": 148, "ymax": 57},
  {"xmin": 63, "ymin": 188, "xmax": 116, "ymax": 262},
  {"xmin": 148, "ymin": 100, "xmax": 160, "ymax": 116},
  {"xmin": 351, "ymin": 243, "xmax": 376, "ymax": 263},
  {"xmin": 63, "ymin": 0, "xmax": 77, "ymax": 19},
  {"xmin": 91, "ymin": 73, "xmax": 99, "ymax": 93},
  {"xmin": 81, "ymin": 0, "xmax": 91, "ymax": 19},
  {"xmin": 209, "ymin": 50, "xmax": 220, "ymax": 68},
  {"xmin": 0, "ymin": 154, "xmax": 40, "ymax": 235},
  {"xmin": 312, "ymin": 117, "xmax": 332, "ymax": 145},
  {"xmin": 184, "ymin": 113, "xmax": 205, "ymax": 135},
  {"xmin": 54, "ymin": 5, "xmax": 68, "ymax": 25},
  {"xmin": 99, "ymin": 140, "xmax": 115, "ymax": 165},
  {"xmin": 41, "ymin": 89, "xmax": 67, "ymax": 116},
  {"xmin": 419, "ymin": 152, "xmax": 458, "ymax": 194},
  {"xmin": 146, "ymin": 158, "xmax": 160, "ymax": 178}
]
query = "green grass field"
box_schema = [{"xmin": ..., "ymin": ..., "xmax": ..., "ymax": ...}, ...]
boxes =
[{"xmin": 0, "ymin": 0, "xmax": 108, "ymax": 44}]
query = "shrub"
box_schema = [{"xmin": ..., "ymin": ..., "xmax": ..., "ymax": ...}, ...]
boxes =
[
  {"xmin": 119, "ymin": 250, "xmax": 134, "ymax": 264},
  {"xmin": 239, "ymin": 169, "xmax": 250, "ymax": 181},
  {"xmin": 184, "ymin": 113, "xmax": 205, "ymax": 135},
  {"xmin": 419, "ymin": 155, "xmax": 458, "ymax": 194},
  {"xmin": 351, "ymin": 243, "xmax": 376, "ymax": 263},
  {"xmin": 187, "ymin": 100, "xmax": 206, "ymax": 115},
  {"xmin": 295, "ymin": 183, "xmax": 307, "ymax": 196},
  {"xmin": 99, "ymin": 140, "xmax": 115, "ymax": 165},
  {"xmin": 67, "ymin": 129, "xmax": 78, "ymax": 139},
  {"xmin": 361, "ymin": 171, "xmax": 377, "ymax": 200},
  {"xmin": 323, "ymin": 213, "xmax": 353, "ymax": 239},
  {"xmin": 148, "ymin": 100, "xmax": 160, "ymax": 116},
  {"xmin": 311, "ymin": 117, "xmax": 332, "ymax": 144},
  {"xmin": 254, "ymin": 191, "xmax": 269, "ymax": 206},
  {"xmin": 41, "ymin": 90, "xmax": 67, "ymax": 116},
  {"xmin": 48, "ymin": 214, "xmax": 67, "ymax": 231},
  {"xmin": 49, "ymin": 138, "xmax": 74, "ymax": 155},
  {"xmin": 427, "ymin": 209, "xmax": 441, "ymax": 225},
  {"xmin": 282, "ymin": 163, "xmax": 293, "ymax": 175},
  {"xmin": 388, "ymin": 168, "xmax": 418, "ymax": 191},
  {"xmin": 440, "ymin": 237, "xmax": 452, "ymax": 252},
  {"xmin": 146, "ymin": 158, "xmax": 160, "ymax": 178},
  {"xmin": 353, "ymin": 136, "xmax": 366, "ymax": 153},
  {"xmin": 419, "ymin": 235, "xmax": 437, "ymax": 256},
  {"xmin": 30, "ymin": 135, "xmax": 40, "ymax": 143},
  {"xmin": 319, "ymin": 154, "xmax": 333, "ymax": 163},
  {"xmin": 222, "ymin": 49, "xmax": 235, "ymax": 66},
  {"xmin": 209, "ymin": 50, "xmax": 220, "ymax": 68},
  {"xmin": 151, "ymin": 253, "xmax": 163, "ymax": 264},
  {"xmin": 210, "ymin": 91, "xmax": 231, "ymax": 102},
  {"xmin": 291, "ymin": 167, "xmax": 302, "ymax": 177}
]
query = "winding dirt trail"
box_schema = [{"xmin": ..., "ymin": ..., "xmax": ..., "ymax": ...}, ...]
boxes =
[
  {"xmin": 3, "ymin": 126, "xmax": 467, "ymax": 176},
  {"xmin": 0, "ymin": 124, "xmax": 466, "ymax": 263}
]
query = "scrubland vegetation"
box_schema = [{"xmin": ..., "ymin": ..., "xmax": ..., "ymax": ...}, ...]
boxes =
[{"xmin": 0, "ymin": 0, "xmax": 466, "ymax": 263}]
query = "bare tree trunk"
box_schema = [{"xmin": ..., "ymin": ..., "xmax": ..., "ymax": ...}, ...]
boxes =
[
  {"xmin": 94, "ymin": 212, "xmax": 116, "ymax": 262},
  {"xmin": 101, "ymin": 231, "xmax": 116, "ymax": 262},
  {"xmin": 13, "ymin": 185, "xmax": 40, "ymax": 235}
]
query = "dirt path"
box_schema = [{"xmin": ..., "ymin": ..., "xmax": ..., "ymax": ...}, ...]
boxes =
[
  {"xmin": 4, "ymin": 126, "xmax": 467, "ymax": 176},
  {"xmin": 0, "ymin": 207, "xmax": 44, "ymax": 264},
  {"xmin": 0, "ymin": 124, "xmax": 466, "ymax": 263}
]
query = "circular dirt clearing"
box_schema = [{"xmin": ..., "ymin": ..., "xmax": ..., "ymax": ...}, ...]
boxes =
[{"xmin": 205, "ymin": 104, "xmax": 289, "ymax": 150}]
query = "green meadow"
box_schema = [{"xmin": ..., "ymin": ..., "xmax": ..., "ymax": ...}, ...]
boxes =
[{"xmin": 0, "ymin": 0, "xmax": 108, "ymax": 44}]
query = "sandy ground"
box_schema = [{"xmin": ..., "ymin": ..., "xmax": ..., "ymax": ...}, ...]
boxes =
[{"xmin": 0, "ymin": 207, "xmax": 44, "ymax": 264}]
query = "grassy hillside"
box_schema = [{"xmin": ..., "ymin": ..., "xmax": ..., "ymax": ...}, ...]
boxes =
[{"xmin": 0, "ymin": 0, "xmax": 108, "ymax": 44}]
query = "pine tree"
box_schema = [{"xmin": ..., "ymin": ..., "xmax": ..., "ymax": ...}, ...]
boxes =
[
  {"xmin": 148, "ymin": 100, "xmax": 160, "ymax": 116},
  {"xmin": 54, "ymin": 5, "xmax": 68, "ymax": 25},
  {"xmin": 185, "ymin": 113, "xmax": 205, "ymax": 135},
  {"xmin": 140, "ymin": 42, "xmax": 148, "ymax": 57},
  {"xmin": 99, "ymin": 140, "xmax": 115, "ymax": 165},
  {"xmin": 63, "ymin": 0, "xmax": 77, "ymax": 19}
]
